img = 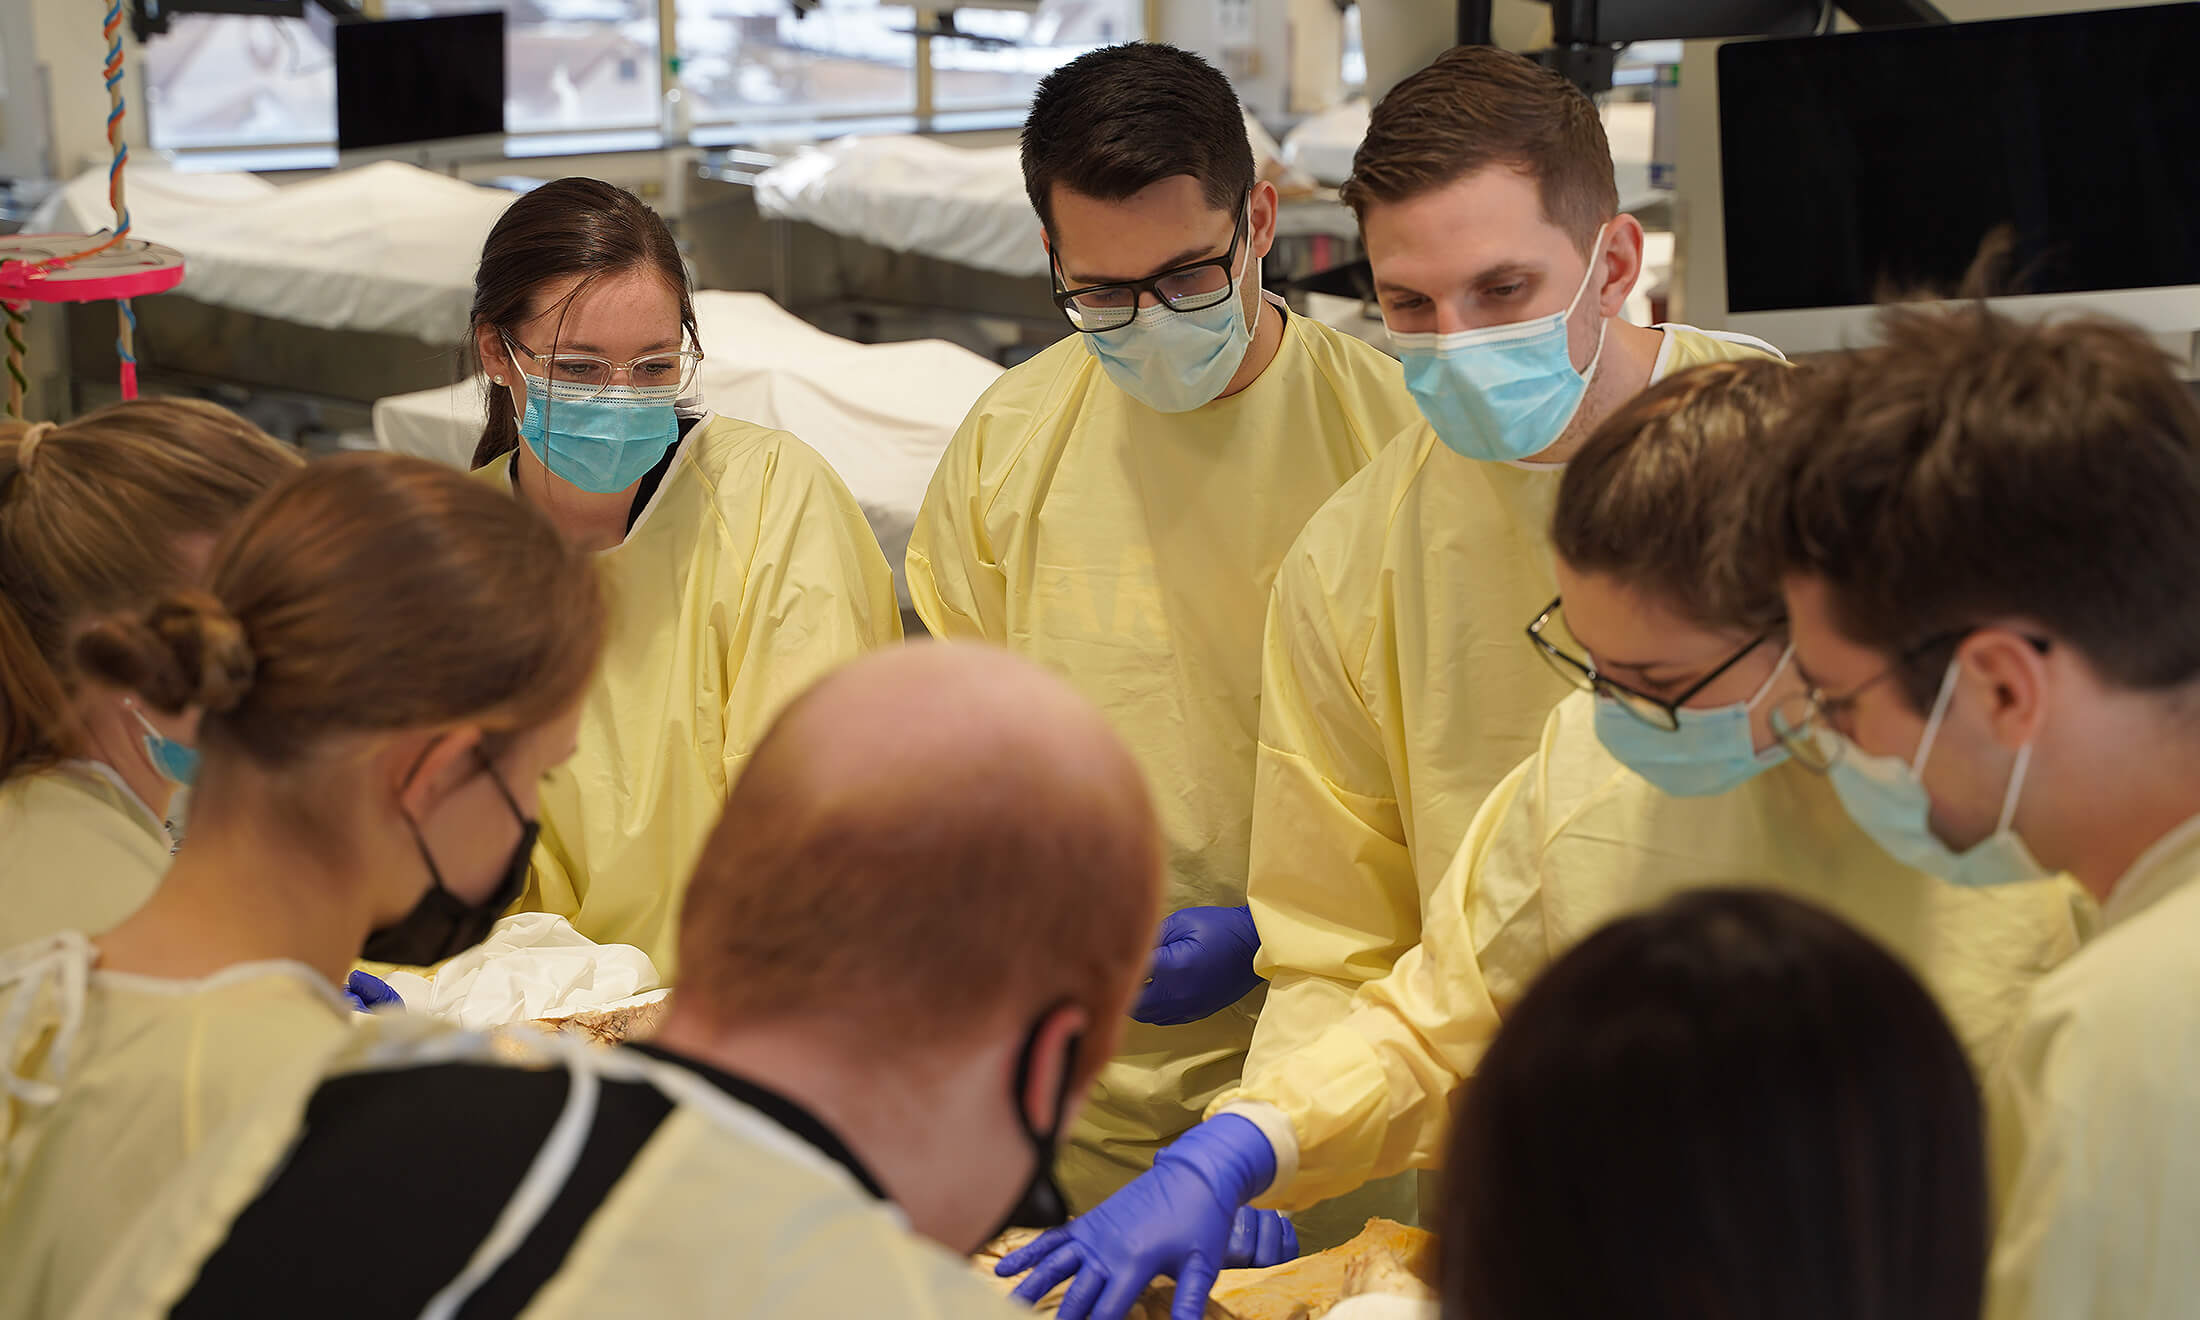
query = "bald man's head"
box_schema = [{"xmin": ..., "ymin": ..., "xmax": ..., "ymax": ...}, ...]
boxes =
[{"xmin": 676, "ymin": 644, "xmax": 1162, "ymax": 1074}]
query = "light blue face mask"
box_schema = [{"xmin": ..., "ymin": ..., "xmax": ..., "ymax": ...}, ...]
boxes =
[
  {"xmin": 1594, "ymin": 644, "xmax": 1794, "ymax": 798},
  {"xmin": 1386, "ymin": 223, "xmax": 1610, "ymax": 463},
  {"xmin": 131, "ymin": 706, "xmax": 200, "ymax": 787},
  {"xmin": 1084, "ymin": 256, "xmax": 1263, "ymax": 415},
  {"xmin": 520, "ymin": 375, "xmax": 681, "ymax": 494},
  {"xmin": 1825, "ymin": 658, "xmax": 2049, "ymax": 888}
]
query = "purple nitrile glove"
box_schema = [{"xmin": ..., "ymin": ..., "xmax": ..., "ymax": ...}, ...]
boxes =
[
  {"xmin": 343, "ymin": 970, "xmax": 404, "ymax": 1013},
  {"xmin": 996, "ymin": 1115, "xmax": 1296, "ymax": 1320},
  {"xmin": 1132, "ymin": 905, "xmax": 1262, "ymax": 1027}
]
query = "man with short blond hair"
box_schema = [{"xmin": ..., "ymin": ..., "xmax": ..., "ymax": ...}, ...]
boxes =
[{"xmin": 1242, "ymin": 42, "xmax": 1782, "ymax": 1121}]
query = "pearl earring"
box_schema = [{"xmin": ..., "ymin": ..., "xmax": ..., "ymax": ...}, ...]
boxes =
[{"xmin": 492, "ymin": 374, "xmax": 505, "ymax": 385}]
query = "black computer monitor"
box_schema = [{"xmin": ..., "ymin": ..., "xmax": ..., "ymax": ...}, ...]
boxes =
[
  {"xmin": 335, "ymin": 10, "xmax": 507, "ymax": 167},
  {"xmin": 1717, "ymin": 3, "xmax": 2200, "ymax": 351}
]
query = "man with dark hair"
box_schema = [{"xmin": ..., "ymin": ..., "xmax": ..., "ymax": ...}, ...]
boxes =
[
  {"xmin": 907, "ymin": 41, "xmax": 1423, "ymax": 1235},
  {"xmin": 1762, "ymin": 307, "xmax": 2200, "ymax": 1320}
]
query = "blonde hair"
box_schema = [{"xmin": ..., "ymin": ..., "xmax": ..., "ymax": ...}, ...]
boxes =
[{"xmin": 0, "ymin": 400, "xmax": 303, "ymax": 780}]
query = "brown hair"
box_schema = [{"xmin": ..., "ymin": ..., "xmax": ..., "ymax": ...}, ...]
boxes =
[
  {"xmin": 0, "ymin": 400, "xmax": 302, "ymax": 781},
  {"xmin": 75, "ymin": 453, "xmax": 607, "ymax": 777},
  {"xmin": 677, "ymin": 658, "xmax": 1160, "ymax": 1075},
  {"xmin": 1340, "ymin": 45, "xmax": 1617, "ymax": 254},
  {"xmin": 468, "ymin": 177, "xmax": 697, "ymax": 469},
  {"xmin": 1762, "ymin": 306, "xmax": 2200, "ymax": 712},
  {"xmin": 1447, "ymin": 889, "xmax": 1985, "ymax": 1320},
  {"xmin": 1553, "ymin": 358, "xmax": 1800, "ymax": 635}
]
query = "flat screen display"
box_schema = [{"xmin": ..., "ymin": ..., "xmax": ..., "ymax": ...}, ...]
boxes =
[
  {"xmin": 335, "ymin": 11, "xmax": 506, "ymax": 152},
  {"xmin": 1718, "ymin": 4, "xmax": 2200, "ymax": 313}
]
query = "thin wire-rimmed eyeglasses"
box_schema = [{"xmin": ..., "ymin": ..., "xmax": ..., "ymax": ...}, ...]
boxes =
[
  {"xmin": 502, "ymin": 332, "xmax": 704, "ymax": 400},
  {"xmin": 1769, "ymin": 630, "xmax": 2051, "ymax": 771}
]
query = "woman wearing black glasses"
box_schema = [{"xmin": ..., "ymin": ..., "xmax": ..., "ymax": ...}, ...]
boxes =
[{"xmin": 1182, "ymin": 358, "xmax": 2088, "ymax": 1294}]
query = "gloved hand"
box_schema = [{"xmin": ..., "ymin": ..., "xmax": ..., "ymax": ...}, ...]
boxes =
[
  {"xmin": 997, "ymin": 1115, "xmax": 1296, "ymax": 1320},
  {"xmin": 343, "ymin": 970, "xmax": 404, "ymax": 1014},
  {"xmin": 1131, "ymin": 905, "xmax": 1263, "ymax": 1026}
]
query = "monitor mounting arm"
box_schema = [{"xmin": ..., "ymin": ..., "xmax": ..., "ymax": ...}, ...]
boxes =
[
  {"xmin": 1455, "ymin": 0, "xmax": 1950, "ymax": 93},
  {"xmin": 131, "ymin": 0, "xmax": 363, "ymax": 44}
]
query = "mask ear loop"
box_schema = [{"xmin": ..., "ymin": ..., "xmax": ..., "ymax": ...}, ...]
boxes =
[
  {"xmin": 1995, "ymin": 741, "xmax": 2034, "ymax": 835},
  {"xmin": 1006, "ymin": 1003, "xmax": 1082, "ymax": 1226},
  {"xmin": 1909, "ymin": 656, "xmax": 1966, "ymax": 778},
  {"xmin": 1565, "ymin": 220, "xmax": 1615, "ymax": 385},
  {"xmin": 1745, "ymin": 643, "xmax": 1797, "ymax": 712}
]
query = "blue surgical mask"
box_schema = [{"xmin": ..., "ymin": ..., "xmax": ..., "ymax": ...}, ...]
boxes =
[
  {"xmin": 1595, "ymin": 644, "xmax": 1794, "ymax": 798},
  {"xmin": 520, "ymin": 375, "xmax": 680, "ymax": 494},
  {"xmin": 1387, "ymin": 223, "xmax": 1610, "ymax": 463},
  {"xmin": 1085, "ymin": 256, "xmax": 1264, "ymax": 414},
  {"xmin": 131, "ymin": 706, "xmax": 200, "ymax": 787},
  {"xmin": 1826, "ymin": 658, "xmax": 2049, "ymax": 888}
]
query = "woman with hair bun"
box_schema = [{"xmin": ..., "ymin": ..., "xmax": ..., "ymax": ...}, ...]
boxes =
[
  {"xmin": 0, "ymin": 453, "xmax": 609, "ymax": 1317},
  {"xmin": 0, "ymin": 400, "xmax": 301, "ymax": 947}
]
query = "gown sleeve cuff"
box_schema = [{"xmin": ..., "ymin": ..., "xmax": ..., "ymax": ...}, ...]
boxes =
[{"xmin": 1211, "ymin": 1100, "xmax": 1299, "ymax": 1201}]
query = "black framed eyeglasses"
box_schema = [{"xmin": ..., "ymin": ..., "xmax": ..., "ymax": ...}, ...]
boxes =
[
  {"xmin": 1049, "ymin": 195, "xmax": 1250, "ymax": 335},
  {"xmin": 1525, "ymin": 596, "xmax": 1777, "ymax": 733},
  {"xmin": 1770, "ymin": 629, "xmax": 2052, "ymax": 772}
]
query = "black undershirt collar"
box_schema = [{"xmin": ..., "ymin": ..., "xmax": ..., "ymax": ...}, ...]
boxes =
[{"xmin": 627, "ymin": 1041, "xmax": 887, "ymax": 1200}]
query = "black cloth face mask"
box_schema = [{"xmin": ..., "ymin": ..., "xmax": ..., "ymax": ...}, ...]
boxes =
[
  {"xmin": 361, "ymin": 747, "xmax": 536, "ymax": 967},
  {"xmin": 980, "ymin": 1006, "xmax": 1081, "ymax": 1249}
]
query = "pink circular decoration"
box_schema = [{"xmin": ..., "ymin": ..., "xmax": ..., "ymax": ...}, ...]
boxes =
[{"xmin": 0, "ymin": 235, "xmax": 186, "ymax": 304}]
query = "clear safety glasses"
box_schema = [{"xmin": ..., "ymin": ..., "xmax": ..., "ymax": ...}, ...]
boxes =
[
  {"xmin": 1050, "ymin": 196, "xmax": 1250, "ymax": 335},
  {"xmin": 1525, "ymin": 596, "xmax": 1776, "ymax": 733},
  {"xmin": 502, "ymin": 332, "xmax": 704, "ymax": 400}
]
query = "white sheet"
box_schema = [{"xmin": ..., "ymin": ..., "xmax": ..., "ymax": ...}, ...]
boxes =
[
  {"xmin": 1283, "ymin": 100, "xmax": 1370, "ymax": 187},
  {"xmin": 378, "ymin": 913, "xmax": 663, "ymax": 1031},
  {"xmin": 373, "ymin": 290, "xmax": 1003, "ymax": 607},
  {"xmin": 28, "ymin": 161, "xmax": 514, "ymax": 344},
  {"xmin": 753, "ymin": 113, "xmax": 1306, "ymax": 279},
  {"xmin": 755, "ymin": 135, "xmax": 1046, "ymax": 278}
]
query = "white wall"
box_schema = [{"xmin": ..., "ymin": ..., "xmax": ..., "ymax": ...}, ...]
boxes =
[{"xmin": 1, "ymin": 0, "xmax": 151, "ymax": 183}]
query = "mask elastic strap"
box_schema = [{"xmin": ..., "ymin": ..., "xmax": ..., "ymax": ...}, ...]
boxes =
[
  {"xmin": 1996, "ymin": 740, "xmax": 2034, "ymax": 835},
  {"xmin": 474, "ymin": 746, "xmax": 530, "ymax": 832},
  {"xmin": 1910, "ymin": 657, "xmax": 1965, "ymax": 777},
  {"xmin": 398, "ymin": 742, "xmax": 458, "ymax": 901},
  {"xmin": 1564, "ymin": 220, "xmax": 1613, "ymax": 384},
  {"xmin": 1577, "ymin": 317, "xmax": 1610, "ymax": 387},
  {"xmin": 399, "ymin": 805, "xmax": 455, "ymax": 902},
  {"xmin": 1244, "ymin": 257, "xmax": 1266, "ymax": 342},
  {"xmin": 1563, "ymin": 220, "xmax": 1612, "ymax": 318},
  {"xmin": 1745, "ymin": 643, "xmax": 1797, "ymax": 712},
  {"xmin": 1011, "ymin": 1011, "xmax": 1081, "ymax": 1147}
]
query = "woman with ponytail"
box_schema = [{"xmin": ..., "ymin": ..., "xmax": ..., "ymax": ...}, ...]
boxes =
[
  {"xmin": 0, "ymin": 401, "xmax": 301, "ymax": 947},
  {"xmin": 466, "ymin": 177, "xmax": 898, "ymax": 972},
  {"xmin": 0, "ymin": 454, "xmax": 608, "ymax": 1316}
]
